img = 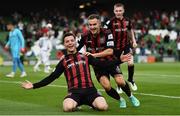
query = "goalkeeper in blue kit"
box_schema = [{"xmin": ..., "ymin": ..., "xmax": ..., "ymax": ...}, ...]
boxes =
[{"xmin": 5, "ymin": 21, "xmax": 27, "ymax": 78}]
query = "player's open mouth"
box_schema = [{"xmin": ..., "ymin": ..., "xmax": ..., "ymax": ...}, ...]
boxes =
[{"xmin": 68, "ymin": 46, "xmax": 74, "ymax": 49}]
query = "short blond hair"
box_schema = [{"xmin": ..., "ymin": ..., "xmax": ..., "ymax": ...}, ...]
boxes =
[{"xmin": 114, "ymin": 3, "xmax": 124, "ymax": 9}]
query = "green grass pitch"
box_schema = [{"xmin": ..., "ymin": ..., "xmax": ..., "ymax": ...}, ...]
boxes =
[{"xmin": 0, "ymin": 62, "xmax": 180, "ymax": 115}]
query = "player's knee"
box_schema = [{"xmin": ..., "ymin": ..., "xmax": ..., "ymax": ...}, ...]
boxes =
[
  {"xmin": 114, "ymin": 75, "xmax": 126, "ymax": 86},
  {"xmin": 100, "ymin": 77, "xmax": 111, "ymax": 91},
  {"xmin": 93, "ymin": 97, "xmax": 108, "ymax": 111},
  {"xmin": 63, "ymin": 106, "xmax": 74, "ymax": 112},
  {"xmin": 101, "ymin": 83, "xmax": 111, "ymax": 91},
  {"xmin": 63, "ymin": 98, "xmax": 76, "ymax": 112},
  {"xmin": 117, "ymin": 80, "xmax": 126, "ymax": 87},
  {"xmin": 97, "ymin": 103, "xmax": 108, "ymax": 111},
  {"xmin": 63, "ymin": 104, "xmax": 75, "ymax": 112}
]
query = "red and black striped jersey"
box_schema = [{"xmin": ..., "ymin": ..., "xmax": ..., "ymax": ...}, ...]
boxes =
[
  {"xmin": 61, "ymin": 52, "xmax": 94, "ymax": 92},
  {"xmin": 77, "ymin": 28, "xmax": 115, "ymax": 61},
  {"xmin": 33, "ymin": 50, "xmax": 120, "ymax": 93},
  {"xmin": 33, "ymin": 51, "xmax": 93, "ymax": 92},
  {"xmin": 104, "ymin": 17, "xmax": 132, "ymax": 51}
]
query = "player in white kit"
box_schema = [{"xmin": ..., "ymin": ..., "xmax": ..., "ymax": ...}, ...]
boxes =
[{"xmin": 34, "ymin": 31, "xmax": 52, "ymax": 73}]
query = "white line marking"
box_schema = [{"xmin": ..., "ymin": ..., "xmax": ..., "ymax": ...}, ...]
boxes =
[
  {"xmin": 0, "ymin": 80, "xmax": 180, "ymax": 99},
  {"xmin": 133, "ymin": 92, "xmax": 180, "ymax": 99},
  {"xmin": 135, "ymin": 74, "xmax": 180, "ymax": 78}
]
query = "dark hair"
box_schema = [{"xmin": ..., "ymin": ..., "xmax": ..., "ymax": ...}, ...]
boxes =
[
  {"xmin": 6, "ymin": 20, "xmax": 17, "ymax": 25},
  {"xmin": 62, "ymin": 32, "xmax": 75, "ymax": 43},
  {"xmin": 114, "ymin": 3, "xmax": 124, "ymax": 8},
  {"xmin": 88, "ymin": 14, "xmax": 100, "ymax": 20}
]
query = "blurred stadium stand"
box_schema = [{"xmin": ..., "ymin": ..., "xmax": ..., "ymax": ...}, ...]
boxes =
[{"xmin": 0, "ymin": 0, "xmax": 179, "ymax": 64}]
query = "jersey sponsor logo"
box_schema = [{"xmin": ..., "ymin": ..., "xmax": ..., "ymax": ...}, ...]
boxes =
[
  {"xmin": 107, "ymin": 41, "xmax": 114, "ymax": 46},
  {"xmin": 113, "ymin": 23, "xmax": 119, "ymax": 26},
  {"xmin": 87, "ymin": 41, "xmax": 92, "ymax": 43},
  {"xmin": 115, "ymin": 28, "xmax": 127, "ymax": 32},
  {"xmin": 113, "ymin": 21, "xmax": 129, "ymax": 26},
  {"xmin": 67, "ymin": 61, "xmax": 86, "ymax": 69}
]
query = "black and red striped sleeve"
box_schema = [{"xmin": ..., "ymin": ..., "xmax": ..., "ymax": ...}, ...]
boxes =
[{"xmin": 33, "ymin": 60, "xmax": 65, "ymax": 89}]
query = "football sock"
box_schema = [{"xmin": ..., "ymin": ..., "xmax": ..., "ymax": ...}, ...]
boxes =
[
  {"xmin": 128, "ymin": 65, "xmax": 134, "ymax": 82},
  {"xmin": 106, "ymin": 87, "xmax": 120, "ymax": 100},
  {"xmin": 121, "ymin": 81, "xmax": 131, "ymax": 97}
]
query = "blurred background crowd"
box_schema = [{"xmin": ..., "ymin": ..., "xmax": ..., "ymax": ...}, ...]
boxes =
[{"xmin": 0, "ymin": 0, "xmax": 179, "ymax": 64}]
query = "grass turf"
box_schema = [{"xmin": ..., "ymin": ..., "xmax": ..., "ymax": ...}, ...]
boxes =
[{"xmin": 0, "ymin": 62, "xmax": 180, "ymax": 115}]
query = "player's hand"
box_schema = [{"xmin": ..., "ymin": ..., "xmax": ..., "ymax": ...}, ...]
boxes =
[
  {"xmin": 120, "ymin": 51, "xmax": 131, "ymax": 62},
  {"xmin": 21, "ymin": 48, "xmax": 26, "ymax": 54},
  {"xmin": 21, "ymin": 80, "xmax": 33, "ymax": 89},
  {"xmin": 84, "ymin": 52, "xmax": 92, "ymax": 56},
  {"xmin": 132, "ymin": 41, "xmax": 137, "ymax": 48}
]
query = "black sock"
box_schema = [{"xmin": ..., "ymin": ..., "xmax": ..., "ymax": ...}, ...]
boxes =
[
  {"xmin": 121, "ymin": 81, "xmax": 131, "ymax": 97},
  {"xmin": 106, "ymin": 88, "xmax": 120, "ymax": 100},
  {"xmin": 128, "ymin": 65, "xmax": 134, "ymax": 82}
]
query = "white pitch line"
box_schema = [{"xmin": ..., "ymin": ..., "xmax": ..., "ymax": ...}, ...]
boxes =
[
  {"xmin": 133, "ymin": 92, "xmax": 180, "ymax": 99},
  {"xmin": 0, "ymin": 80, "xmax": 180, "ymax": 99},
  {"xmin": 135, "ymin": 74, "xmax": 180, "ymax": 78},
  {"xmin": 0, "ymin": 80, "xmax": 68, "ymax": 88}
]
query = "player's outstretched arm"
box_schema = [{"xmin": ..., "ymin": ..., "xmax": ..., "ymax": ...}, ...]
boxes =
[{"xmin": 21, "ymin": 80, "xmax": 33, "ymax": 89}]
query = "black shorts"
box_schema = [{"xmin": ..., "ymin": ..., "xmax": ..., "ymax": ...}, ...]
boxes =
[
  {"xmin": 93, "ymin": 64, "xmax": 122, "ymax": 82},
  {"xmin": 64, "ymin": 87, "xmax": 101, "ymax": 107}
]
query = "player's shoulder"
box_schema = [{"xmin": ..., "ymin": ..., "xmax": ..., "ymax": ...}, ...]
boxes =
[
  {"xmin": 81, "ymin": 31, "xmax": 91, "ymax": 40},
  {"xmin": 14, "ymin": 28, "xmax": 21, "ymax": 33},
  {"xmin": 106, "ymin": 17, "xmax": 116, "ymax": 24},
  {"xmin": 82, "ymin": 31, "xmax": 90, "ymax": 37},
  {"xmin": 123, "ymin": 17, "xmax": 132, "ymax": 26},
  {"xmin": 110, "ymin": 17, "xmax": 117, "ymax": 21},
  {"xmin": 77, "ymin": 52, "xmax": 90, "ymax": 60}
]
